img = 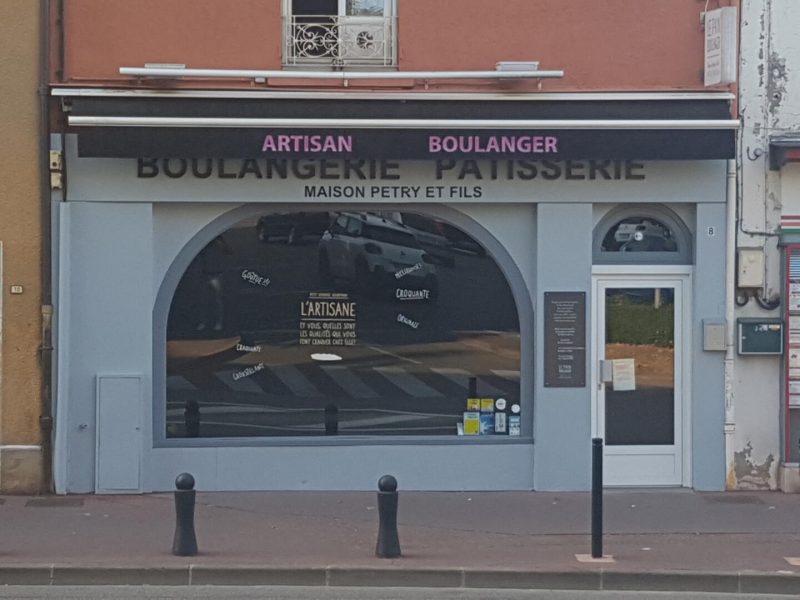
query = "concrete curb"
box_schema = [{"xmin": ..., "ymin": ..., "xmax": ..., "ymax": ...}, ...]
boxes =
[{"xmin": 1, "ymin": 566, "xmax": 800, "ymax": 594}]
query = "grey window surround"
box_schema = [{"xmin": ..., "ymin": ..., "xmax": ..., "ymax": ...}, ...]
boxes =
[{"xmin": 152, "ymin": 202, "xmax": 535, "ymax": 448}]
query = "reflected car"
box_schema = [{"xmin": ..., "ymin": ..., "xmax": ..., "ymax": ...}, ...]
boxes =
[
  {"xmin": 318, "ymin": 213, "xmax": 438, "ymax": 300},
  {"xmin": 394, "ymin": 213, "xmax": 456, "ymax": 267},
  {"xmin": 613, "ymin": 219, "xmax": 671, "ymax": 243},
  {"xmin": 438, "ymin": 222, "xmax": 487, "ymax": 257},
  {"xmin": 619, "ymin": 233, "xmax": 677, "ymax": 252},
  {"xmin": 256, "ymin": 212, "xmax": 331, "ymax": 245}
]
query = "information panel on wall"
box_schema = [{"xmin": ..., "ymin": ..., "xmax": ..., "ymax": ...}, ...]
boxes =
[{"xmin": 544, "ymin": 292, "xmax": 586, "ymax": 387}]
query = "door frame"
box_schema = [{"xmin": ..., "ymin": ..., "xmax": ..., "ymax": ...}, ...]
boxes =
[{"xmin": 591, "ymin": 265, "xmax": 693, "ymax": 487}]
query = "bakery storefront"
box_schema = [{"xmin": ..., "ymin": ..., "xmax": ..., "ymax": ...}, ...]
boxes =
[{"xmin": 52, "ymin": 93, "xmax": 736, "ymax": 492}]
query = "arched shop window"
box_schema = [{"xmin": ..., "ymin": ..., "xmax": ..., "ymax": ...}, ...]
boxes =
[
  {"xmin": 165, "ymin": 210, "xmax": 521, "ymax": 439},
  {"xmin": 593, "ymin": 206, "xmax": 692, "ymax": 265}
]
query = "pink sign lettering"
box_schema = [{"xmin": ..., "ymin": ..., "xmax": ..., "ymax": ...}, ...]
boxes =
[
  {"xmin": 262, "ymin": 134, "xmax": 353, "ymax": 154},
  {"xmin": 428, "ymin": 135, "xmax": 558, "ymax": 154}
]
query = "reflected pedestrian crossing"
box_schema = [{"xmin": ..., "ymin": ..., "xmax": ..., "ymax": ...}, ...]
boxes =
[
  {"xmin": 320, "ymin": 365, "xmax": 375, "ymax": 398},
  {"xmin": 271, "ymin": 364, "xmax": 322, "ymax": 397},
  {"xmin": 169, "ymin": 364, "xmax": 520, "ymax": 401},
  {"xmin": 216, "ymin": 369, "xmax": 263, "ymax": 394},
  {"xmin": 431, "ymin": 367, "xmax": 507, "ymax": 397},
  {"xmin": 374, "ymin": 366, "xmax": 444, "ymax": 398}
]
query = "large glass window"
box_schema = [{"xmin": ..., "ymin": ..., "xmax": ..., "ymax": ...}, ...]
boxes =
[{"xmin": 166, "ymin": 211, "xmax": 520, "ymax": 439}]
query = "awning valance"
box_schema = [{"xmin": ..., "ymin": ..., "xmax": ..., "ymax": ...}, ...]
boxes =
[{"xmin": 65, "ymin": 96, "xmax": 738, "ymax": 161}]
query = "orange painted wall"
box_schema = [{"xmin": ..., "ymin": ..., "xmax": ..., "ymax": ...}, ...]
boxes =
[
  {"xmin": 400, "ymin": 0, "xmax": 717, "ymax": 91},
  {"xmin": 53, "ymin": 0, "xmax": 736, "ymax": 92},
  {"xmin": 1, "ymin": 0, "xmax": 44, "ymax": 492},
  {"xmin": 54, "ymin": 0, "xmax": 283, "ymax": 82}
]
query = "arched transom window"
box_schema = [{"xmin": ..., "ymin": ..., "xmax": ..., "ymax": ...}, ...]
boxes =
[{"xmin": 593, "ymin": 207, "xmax": 692, "ymax": 265}]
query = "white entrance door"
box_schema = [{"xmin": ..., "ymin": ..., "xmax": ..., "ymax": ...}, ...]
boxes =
[{"xmin": 592, "ymin": 275, "xmax": 687, "ymax": 486}]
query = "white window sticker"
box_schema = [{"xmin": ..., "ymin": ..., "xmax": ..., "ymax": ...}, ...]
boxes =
[{"xmin": 612, "ymin": 358, "xmax": 636, "ymax": 392}]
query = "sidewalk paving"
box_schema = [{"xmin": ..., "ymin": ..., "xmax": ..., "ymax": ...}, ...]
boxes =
[{"xmin": 2, "ymin": 489, "xmax": 800, "ymax": 594}]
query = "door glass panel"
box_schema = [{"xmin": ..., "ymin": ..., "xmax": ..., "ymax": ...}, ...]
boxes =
[{"xmin": 604, "ymin": 287, "xmax": 674, "ymax": 445}]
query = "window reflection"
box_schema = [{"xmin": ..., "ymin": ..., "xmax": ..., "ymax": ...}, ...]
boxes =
[
  {"xmin": 601, "ymin": 217, "xmax": 677, "ymax": 253},
  {"xmin": 347, "ymin": 0, "xmax": 384, "ymax": 16},
  {"xmin": 166, "ymin": 211, "xmax": 520, "ymax": 439}
]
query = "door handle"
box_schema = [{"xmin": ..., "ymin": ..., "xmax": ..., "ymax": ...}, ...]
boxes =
[{"xmin": 598, "ymin": 360, "xmax": 613, "ymax": 390}]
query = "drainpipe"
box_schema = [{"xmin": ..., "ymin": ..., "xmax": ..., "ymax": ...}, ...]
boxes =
[
  {"xmin": 38, "ymin": 0, "xmax": 54, "ymax": 493},
  {"xmin": 724, "ymin": 157, "xmax": 737, "ymax": 489}
]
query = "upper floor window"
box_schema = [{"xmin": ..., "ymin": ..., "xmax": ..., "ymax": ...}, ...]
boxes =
[{"xmin": 284, "ymin": 0, "xmax": 397, "ymax": 68}]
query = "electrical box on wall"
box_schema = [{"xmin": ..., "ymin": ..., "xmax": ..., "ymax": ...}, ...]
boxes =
[
  {"xmin": 738, "ymin": 248, "xmax": 765, "ymax": 288},
  {"xmin": 737, "ymin": 318, "xmax": 784, "ymax": 355},
  {"xmin": 702, "ymin": 319, "xmax": 727, "ymax": 351}
]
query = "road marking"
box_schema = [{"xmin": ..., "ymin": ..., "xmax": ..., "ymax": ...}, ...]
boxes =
[
  {"xmin": 216, "ymin": 369, "xmax": 264, "ymax": 394},
  {"xmin": 367, "ymin": 345, "xmax": 423, "ymax": 365},
  {"xmin": 575, "ymin": 553, "xmax": 615, "ymax": 563},
  {"xmin": 271, "ymin": 365, "xmax": 321, "ymax": 397},
  {"xmin": 167, "ymin": 406, "xmax": 281, "ymax": 417},
  {"xmin": 374, "ymin": 366, "xmax": 444, "ymax": 397},
  {"xmin": 431, "ymin": 367, "xmax": 506, "ymax": 396},
  {"xmin": 339, "ymin": 413, "xmax": 431, "ymax": 429},
  {"xmin": 322, "ymin": 365, "xmax": 377, "ymax": 398},
  {"xmin": 166, "ymin": 375, "xmax": 196, "ymax": 390},
  {"xmin": 491, "ymin": 369, "xmax": 520, "ymax": 382}
]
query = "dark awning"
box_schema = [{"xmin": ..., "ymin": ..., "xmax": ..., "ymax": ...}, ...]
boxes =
[
  {"xmin": 770, "ymin": 136, "xmax": 800, "ymax": 170},
  {"xmin": 66, "ymin": 96, "xmax": 738, "ymax": 161}
]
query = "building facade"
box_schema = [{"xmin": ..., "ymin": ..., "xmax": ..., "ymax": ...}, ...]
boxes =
[
  {"xmin": 50, "ymin": 0, "xmax": 739, "ymax": 493},
  {"xmin": 0, "ymin": 0, "xmax": 48, "ymax": 493},
  {"xmin": 738, "ymin": 0, "xmax": 800, "ymax": 492}
]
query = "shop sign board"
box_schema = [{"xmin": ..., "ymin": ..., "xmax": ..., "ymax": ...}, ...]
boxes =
[
  {"xmin": 544, "ymin": 292, "xmax": 586, "ymax": 387},
  {"xmin": 704, "ymin": 7, "xmax": 737, "ymax": 87},
  {"xmin": 78, "ymin": 127, "xmax": 735, "ymax": 161}
]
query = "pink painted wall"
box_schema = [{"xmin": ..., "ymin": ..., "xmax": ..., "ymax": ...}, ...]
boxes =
[{"xmin": 52, "ymin": 0, "xmax": 737, "ymax": 93}]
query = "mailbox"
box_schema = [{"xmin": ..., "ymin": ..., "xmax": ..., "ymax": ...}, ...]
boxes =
[{"xmin": 737, "ymin": 318, "xmax": 783, "ymax": 355}]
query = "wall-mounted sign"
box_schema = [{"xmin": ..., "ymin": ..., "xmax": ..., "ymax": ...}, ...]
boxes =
[
  {"xmin": 544, "ymin": 292, "xmax": 586, "ymax": 387},
  {"xmin": 71, "ymin": 96, "xmax": 737, "ymax": 161},
  {"xmin": 80, "ymin": 128, "xmax": 735, "ymax": 161},
  {"xmin": 704, "ymin": 7, "xmax": 737, "ymax": 87}
]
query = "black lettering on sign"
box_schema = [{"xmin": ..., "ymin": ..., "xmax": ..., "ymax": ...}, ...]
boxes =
[
  {"xmin": 137, "ymin": 158, "xmax": 159, "ymax": 178},
  {"xmin": 133, "ymin": 158, "xmax": 648, "ymax": 182}
]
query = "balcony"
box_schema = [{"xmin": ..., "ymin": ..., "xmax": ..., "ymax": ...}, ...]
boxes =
[{"xmin": 283, "ymin": 15, "xmax": 396, "ymax": 69}]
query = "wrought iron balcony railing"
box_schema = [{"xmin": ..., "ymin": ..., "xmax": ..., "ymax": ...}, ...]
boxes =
[{"xmin": 283, "ymin": 15, "xmax": 396, "ymax": 68}]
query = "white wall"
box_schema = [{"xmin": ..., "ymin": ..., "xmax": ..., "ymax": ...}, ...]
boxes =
[{"xmin": 735, "ymin": 0, "xmax": 800, "ymax": 489}]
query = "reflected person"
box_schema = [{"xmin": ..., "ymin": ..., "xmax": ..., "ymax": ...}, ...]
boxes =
[{"xmin": 196, "ymin": 235, "xmax": 232, "ymax": 333}]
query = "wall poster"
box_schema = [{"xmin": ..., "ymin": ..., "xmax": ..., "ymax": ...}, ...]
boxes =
[{"xmin": 544, "ymin": 292, "xmax": 586, "ymax": 387}]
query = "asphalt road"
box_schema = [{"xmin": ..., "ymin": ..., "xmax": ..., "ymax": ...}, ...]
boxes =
[{"xmin": 0, "ymin": 588, "xmax": 793, "ymax": 600}]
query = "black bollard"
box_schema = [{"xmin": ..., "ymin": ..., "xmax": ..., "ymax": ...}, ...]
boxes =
[
  {"xmin": 591, "ymin": 438, "xmax": 603, "ymax": 559},
  {"xmin": 172, "ymin": 473, "xmax": 198, "ymax": 556},
  {"xmin": 184, "ymin": 400, "xmax": 200, "ymax": 438},
  {"xmin": 375, "ymin": 475, "xmax": 401, "ymax": 558},
  {"xmin": 324, "ymin": 403, "xmax": 339, "ymax": 436}
]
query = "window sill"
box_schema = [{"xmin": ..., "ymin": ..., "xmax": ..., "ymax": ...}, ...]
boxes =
[{"xmin": 155, "ymin": 435, "xmax": 534, "ymax": 449}]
